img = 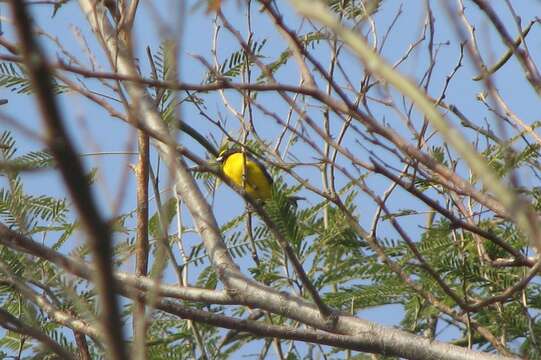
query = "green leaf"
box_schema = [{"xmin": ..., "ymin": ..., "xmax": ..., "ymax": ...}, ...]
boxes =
[{"xmin": 149, "ymin": 197, "xmax": 178, "ymax": 239}]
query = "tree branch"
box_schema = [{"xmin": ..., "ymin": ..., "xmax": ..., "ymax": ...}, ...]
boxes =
[{"xmin": 6, "ymin": 2, "xmax": 127, "ymax": 359}]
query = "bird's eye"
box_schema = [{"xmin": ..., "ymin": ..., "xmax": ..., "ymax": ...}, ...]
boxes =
[{"xmin": 217, "ymin": 150, "xmax": 228, "ymax": 162}]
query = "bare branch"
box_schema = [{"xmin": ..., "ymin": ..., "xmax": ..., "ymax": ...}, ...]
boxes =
[{"xmin": 6, "ymin": 2, "xmax": 127, "ymax": 359}]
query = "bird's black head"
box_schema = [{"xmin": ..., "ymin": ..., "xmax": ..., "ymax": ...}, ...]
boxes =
[{"xmin": 216, "ymin": 146, "xmax": 241, "ymax": 163}]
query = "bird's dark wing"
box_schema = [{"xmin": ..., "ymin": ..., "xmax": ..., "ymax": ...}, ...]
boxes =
[{"xmin": 247, "ymin": 153, "xmax": 274, "ymax": 185}]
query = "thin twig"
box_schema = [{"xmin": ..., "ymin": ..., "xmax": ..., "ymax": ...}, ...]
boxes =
[{"xmin": 7, "ymin": 2, "xmax": 127, "ymax": 359}]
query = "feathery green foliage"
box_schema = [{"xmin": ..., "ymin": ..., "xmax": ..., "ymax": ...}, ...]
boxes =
[{"xmin": 0, "ymin": 62, "xmax": 67, "ymax": 94}]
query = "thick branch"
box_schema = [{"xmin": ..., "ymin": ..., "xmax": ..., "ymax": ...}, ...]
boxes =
[
  {"xmin": 133, "ymin": 129, "xmax": 150, "ymax": 357},
  {"xmin": 0, "ymin": 308, "xmax": 75, "ymax": 360},
  {"xmin": 6, "ymin": 2, "xmax": 127, "ymax": 359},
  {"xmin": 0, "ymin": 222, "xmax": 234, "ymax": 304},
  {"xmin": 0, "ymin": 220, "xmax": 512, "ymax": 359}
]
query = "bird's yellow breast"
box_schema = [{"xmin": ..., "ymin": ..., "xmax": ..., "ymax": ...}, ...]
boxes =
[{"xmin": 222, "ymin": 152, "xmax": 272, "ymax": 200}]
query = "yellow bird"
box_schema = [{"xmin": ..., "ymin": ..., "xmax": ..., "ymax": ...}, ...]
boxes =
[{"xmin": 216, "ymin": 148, "xmax": 273, "ymax": 201}]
